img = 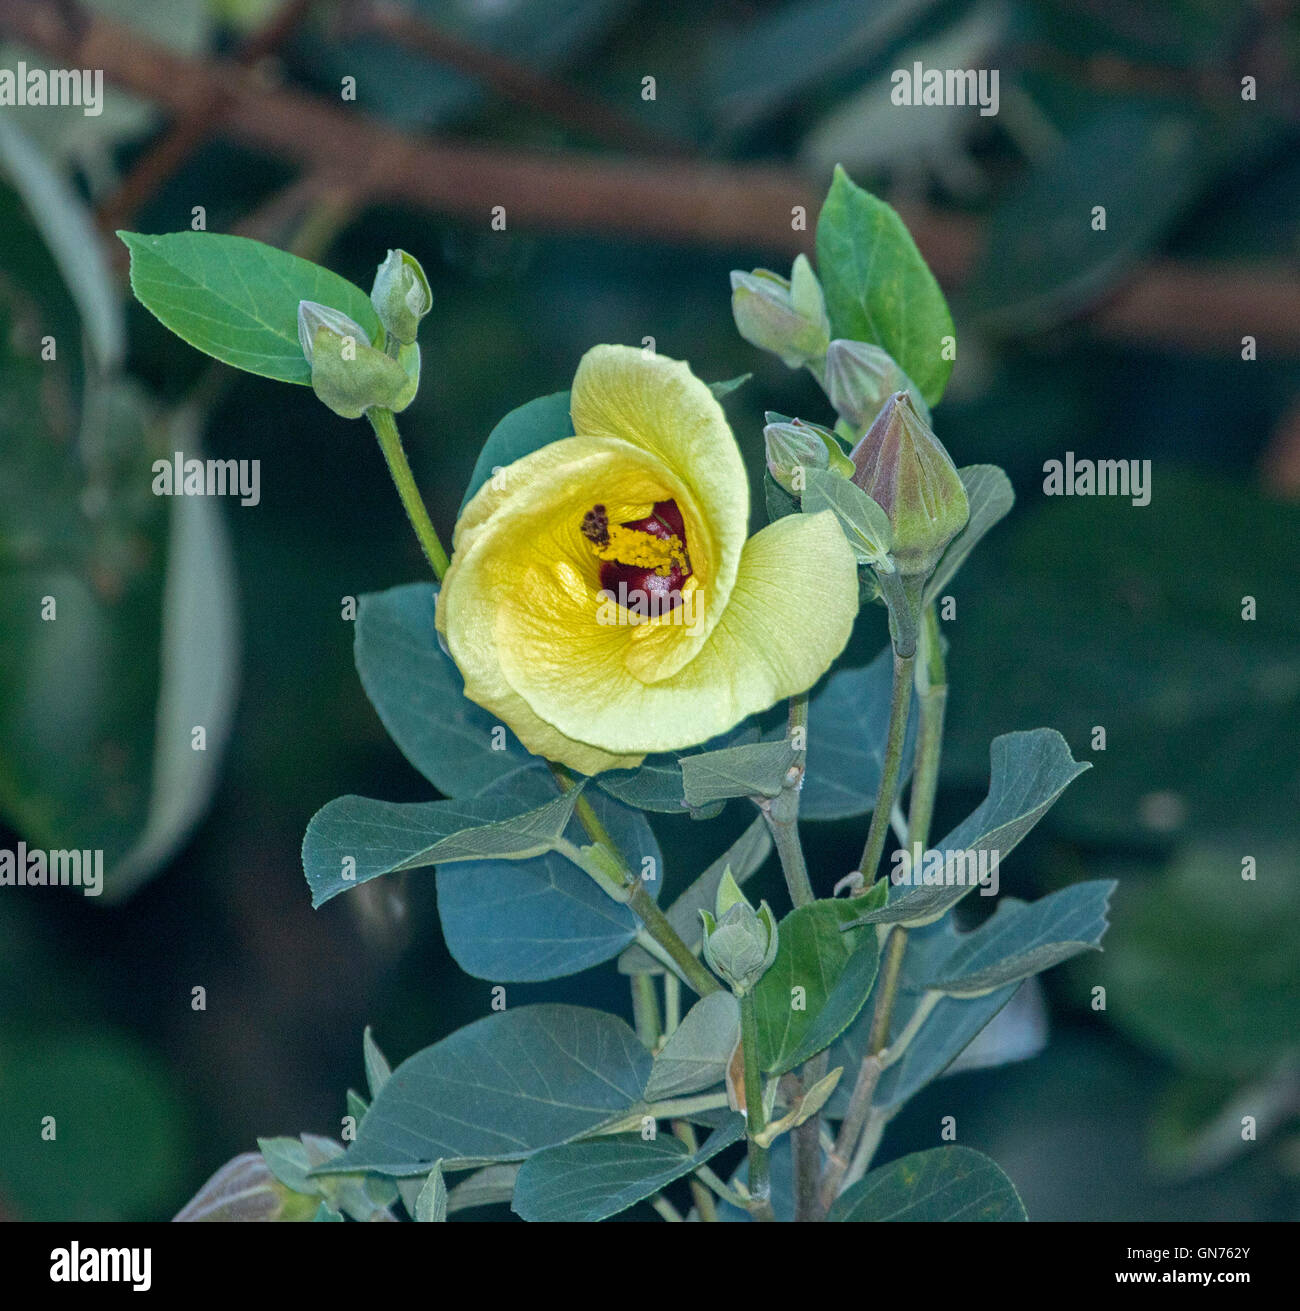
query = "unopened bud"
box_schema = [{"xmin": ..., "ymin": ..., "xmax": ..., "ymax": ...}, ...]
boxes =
[
  {"xmin": 730, "ymin": 254, "xmax": 830, "ymax": 369},
  {"xmin": 297, "ymin": 300, "xmax": 417, "ymax": 419},
  {"xmin": 824, "ymin": 339, "xmax": 931, "ymax": 432},
  {"xmin": 849, "ymin": 391, "xmax": 968, "ymax": 577},
  {"xmin": 371, "ymin": 248, "xmax": 432, "ymax": 346},
  {"xmin": 174, "ymin": 1152, "xmax": 318, "ymax": 1222},
  {"xmin": 699, "ymin": 869, "xmax": 779, "ymax": 995}
]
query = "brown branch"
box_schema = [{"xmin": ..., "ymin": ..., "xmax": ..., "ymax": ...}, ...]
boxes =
[
  {"xmin": 95, "ymin": 0, "xmax": 320, "ymax": 234},
  {"xmin": 342, "ymin": 0, "xmax": 689, "ymax": 157},
  {"xmin": 4, "ymin": 0, "xmax": 1300, "ymax": 354}
]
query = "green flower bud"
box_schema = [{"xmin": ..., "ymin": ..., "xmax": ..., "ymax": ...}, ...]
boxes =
[
  {"xmin": 849, "ymin": 391, "xmax": 969, "ymax": 577},
  {"xmin": 730, "ymin": 254, "xmax": 830, "ymax": 369},
  {"xmin": 824, "ymin": 339, "xmax": 931, "ymax": 432},
  {"xmin": 764, "ymin": 417, "xmax": 829, "ymax": 494},
  {"xmin": 297, "ymin": 300, "xmax": 415, "ymax": 420},
  {"xmin": 173, "ymin": 1152, "xmax": 318, "ymax": 1222},
  {"xmin": 371, "ymin": 248, "xmax": 432, "ymax": 346},
  {"xmin": 699, "ymin": 874, "xmax": 778, "ymax": 995}
]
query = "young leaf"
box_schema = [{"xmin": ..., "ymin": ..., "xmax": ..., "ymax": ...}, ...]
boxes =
[
  {"xmin": 118, "ymin": 231, "xmax": 379, "ymax": 384},
  {"xmin": 680, "ymin": 739, "xmax": 799, "ymax": 807},
  {"xmin": 362, "ymin": 1026, "xmax": 391, "ymax": 1099},
  {"xmin": 597, "ymin": 722, "xmax": 762, "ymax": 816},
  {"xmin": 512, "ymin": 1117, "xmax": 744, "ymax": 1223},
  {"xmin": 752, "ymin": 900, "xmax": 878, "ymax": 1074},
  {"xmin": 827, "ymin": 1146, "xmax": 1026, "ymax": 1221},
  {"xmin": 320, "ymin": 1005, "xmax": 652, "ymax": 1174},
  {"xmin": 801, "ymin": 466, "xmax": 892, "ymax": 566},
  {"xmin": 815, "ymin": 166, "xmax": 955, "ymax": 406},
  {"xmin": 414, "ymin": 1163, "xmax": 447, "ymax": 1222}
]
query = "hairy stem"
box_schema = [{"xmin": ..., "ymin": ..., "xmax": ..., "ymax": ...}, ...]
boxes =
[
  {"xmin": 906, "ymin": 603, "xmax": 947, "ymax": 852},
  {"xmin": 739, "ymin": 991, "xmax": 775, "ymax": 1221},
  {"xmin": 818, "ymin": 924, "xmax": 909, "ymax": 1210},
  {"xmin": 368, "ymin": 407, "xmax": 450, "ymax": 580},
  {"xmin": 857, "ymin": 647, "xmax": 915, "ymax": 881},
  {"xmin": 552, "ymin": 765, "xmax": 721, "ymax": 997}
]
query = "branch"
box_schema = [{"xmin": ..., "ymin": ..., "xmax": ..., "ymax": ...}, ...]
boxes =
[{"xmin": 3, "ymin": 0, "xmax": 1299, "ymax": 352}]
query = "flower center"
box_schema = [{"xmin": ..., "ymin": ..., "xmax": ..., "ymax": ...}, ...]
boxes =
[{"xmin": 581, "ymin": 499, "xmax": 692, "ymax": 615}]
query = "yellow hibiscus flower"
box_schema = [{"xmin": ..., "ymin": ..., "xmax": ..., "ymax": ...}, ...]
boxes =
[{"xmin": 435, "ymin": 345, "xmax": 860, "ymax": 775}]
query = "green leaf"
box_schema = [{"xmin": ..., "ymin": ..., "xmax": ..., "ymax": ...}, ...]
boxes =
[
  {"xmin": 512, "ymin": 1117, "xmax": 744, "ymax": 1222},
  {"xmin": 436, "ymin": 770, "xmax": 661, "ymax": 981},
  {"xmin": 324, "ymin": 1005, "xmax": 653, "ymax": 1174},
  {"xmin": 753, "ymin": 900, "xmax": 878, "ymax": 1074},
  {"xmin": 801, "ymin": 467, "xmax": 892, "ymax": 565},
  {"xmin": 924, "ymin": 465, "xmax": 1014, "ymax": 602},
  {"xmin": 708, "ymin": 373, "xmax": 751, "ymax": 399},
  {"xmin": 362, "ymin": 1027, "xmax": 391, "ymax": 1099},
  {"xmin": 816, "ymin": 165, "xmax": 955, "ymax": 405},
  {"xmin": 0, "ymin": 176, "xmax": 238, "ymax": 899},
  {"xmin": 302, "ymin": 779, "xmax": 585, "ymax": 907},
  {"xmin": 118, "ymin": 230, "xmax": 379, "ymax": 384},
  {"xmin": 643, "ymin": 992, "xmax": 740, "ymax": 1101},
  {"xmin": 414, "ymin": 1163, "xmax": 447, "ymax": 1221},
  {"xmin": 801, "ymin": 646, "xmax": 920, "ymax": 820},
  {"xmin": 854, "ymin": 729, "xmax": 1090, "ymax": 926},
  {"xmin": 680, "ymin": 740, "xmax": 798, "ymax": 808},
  {"xmin": 927, "ymin": 880, "xmax": 1116, "ymax": 997},
  {"xmin": 827, "ymin": 1146, "xmax": 1026, "ymax": 1221},
  {"xmin": 619, "ymin": 816, "xmax": 772, "ymax": 974},
  {"xmin": 460, "ymin": 390, "xmax": 572, "ymax": 513},
  {"xmin": 0, "ymin": 118, "xmax": 123, "ymax": 372},
  {"xmin": 354, "ymin": 583, "xmax": 533, "ymax": 797},
  {"xmin": 313, "ymin": 1202, "xmax": 344, "ymax": 1222}
]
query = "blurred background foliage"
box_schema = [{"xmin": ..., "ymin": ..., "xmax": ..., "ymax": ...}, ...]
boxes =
[{"xmin": 0, "ymin": 0, "xmax": 1297, "ymax": 1220}]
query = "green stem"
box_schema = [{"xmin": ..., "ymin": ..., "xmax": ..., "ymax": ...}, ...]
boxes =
[
  {"xmin": 739, "ymin": 990, "xmax": 775, "ymax": 1221},
  {"xmin": 672, "ymin": 1120, "xmax": 718, "ymax": 1222},
  {"xmin": 791, "ymin": 1051, "xmax": 828, "ymax": 1222},
  {"xmin": 857, "ymin": 647, "xmax": 915, "ymax": 881},
  {"xmin": 628, "ymin": 882, "xmax": 721, "ymax": 998},
  {"xmin": 368, "ymin": 406, "xmax": 450, "ymax": 580},
  {"xmin": 763, "ymin": 693, "xmax": 814, "ymax": 908},
  {"xmin": 551, "ymin": 764, "xmax": 721, "ymax": 998},
  {"xmin": 631, "ymin": 974, "xmax": 662, "ymax": 1050},
  {"xmin": 818, "ymin": 924, "xmax": 909, "ymax": 1211},
  {"xmin": 906, "ymin": 603, "xmax": 947, "ymax": 852}
]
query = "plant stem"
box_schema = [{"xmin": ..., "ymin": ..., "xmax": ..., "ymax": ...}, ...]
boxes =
[
  {"xmin": 672, "ymin": 1120, "xmax": 718, "ymax": 1222},
  {"xmin": 763, "ymin": 693, "xmax": 814, "ymax": 907},
  {"xmin": 631, "ymin": 974, "xmax": 662, "ymax": 1050},
  {"xmin": 906, "ymin": 602, "xmax": 947, "ymax": 852},
  {"xmin": 791, "ymin": 1050, "xmax": 828, "ymax": 1222},
  {"xmin": 738, "ymin": 990, "xmax": 776, "ymax": 1221},
  {"xmin": 856, "ymin": 647, "xmax": 915, "ymax": 881},
  {"xmin": 818, "ymin": 924, "xmax": 909, "ymax": 1211},
  {"xmin": 368, "ymin": 406, "xmax": 450, "ymax": 580},
  {"xmin": 551, "ymin": 764, "xmax": 722, "ymax": 998},
  {"xmin": 628, "ymin": 882, "xmax": 721, "ymax": 997}
]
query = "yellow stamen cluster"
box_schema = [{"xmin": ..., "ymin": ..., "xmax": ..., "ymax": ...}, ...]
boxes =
[{"xmin": 589, "ymin": 523, "xmax": 688, "ymax": 577}]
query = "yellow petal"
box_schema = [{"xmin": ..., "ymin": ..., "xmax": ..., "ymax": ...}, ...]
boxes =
[
  {"xmin": 492, "ymin": 509, "xmax": 859, "ymax": 761},
  {"xmin": 571, "ymin": 346, "xmax": 749, "ymax": 679}
]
